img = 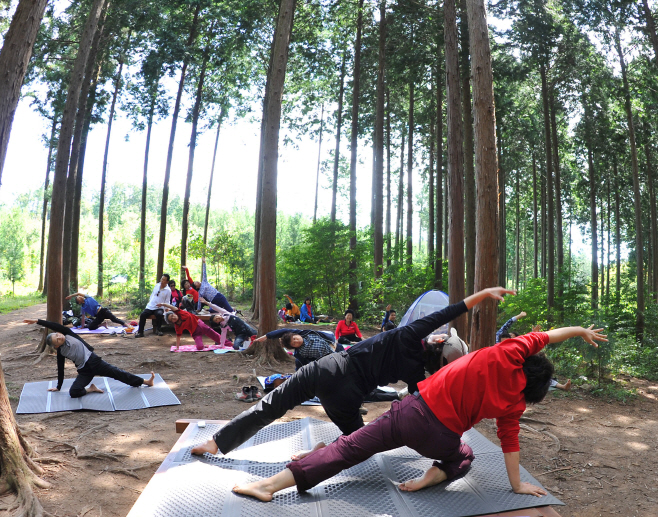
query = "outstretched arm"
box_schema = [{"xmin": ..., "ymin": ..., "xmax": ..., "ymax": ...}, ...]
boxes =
[
  {"xmin": 504, "ymin": 451, "xmax": 547, "ymax": 497},
  {"xmin": 463, "ymin": 287, "xmax": 516, "ymax": 310},
  {"xmin": 546, "ymin": 325, "xmax": 606, "ymax": 347},
  {"xmin": 183, "ymin": 266, "xmax": 195, "ymax": 285},
  {"xmin": 157, "ymin": 303, "xmax": 178, "ymax": 311},
  {"xmin": 202, "ymin": 261, "xmax": 208, "ymax": 283},
  {"xmin": 24, "ymin": 319, "xmax": 75, "ymax": 338},
  {"xmin": 65, "ymin": 292, "xmax": 84, "ymax": 300}
]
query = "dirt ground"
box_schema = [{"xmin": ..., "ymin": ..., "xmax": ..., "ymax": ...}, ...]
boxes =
[{"xmin": 0, "ymin": 303, "xmax": 656, "ymax": 517}]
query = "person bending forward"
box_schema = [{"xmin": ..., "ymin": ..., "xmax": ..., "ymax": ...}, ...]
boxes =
[
  {"xmin": 233, "ymin": 325, "xmax": 606, "ymax": 501},
  {"xmin": 23, "ymin": 319, "xmax": 154, "ymax": 397}
]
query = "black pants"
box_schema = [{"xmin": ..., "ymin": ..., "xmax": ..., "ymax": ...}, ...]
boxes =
[
  {"xmin": 88, "ymin": 307, "xmax": 126, "ymax": 330},
  {"xmin": 337, "ymin": 334, "xmax": 362, "ymax": 345},
  {"xmin": 138, "ymin": 308, "xmax": 164, "ymax": 334},
  {"xmin": 213, "ymin": 351, "xmax": 365, "ymax": 454},
  {"xmin": 70, "ymin": 354, "xmax": 144, "ymax": 398}
]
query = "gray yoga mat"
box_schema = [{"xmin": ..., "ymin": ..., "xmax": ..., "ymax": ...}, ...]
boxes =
[
  {"xmin": 129, "ymin": 417, "xmax": 563, "ymax": 517},
  {"xmin": 16, "ymin": 374, "xmax": 180, "ymax": 414}
]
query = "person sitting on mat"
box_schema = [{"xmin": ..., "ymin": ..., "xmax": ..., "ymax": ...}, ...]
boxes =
[
  {"xmin": 183, "ymin": 258, "xmax": 233, "ymax": 313},
  {"xmin": 64, "ymin": 292, "xmax": 127, "ymax": 330},
  {"xmin": 252, "ymin": 328, "xmax": 344, "ymax": 370},
  {"xmin": 231, "ymin": 324, "xmax": 607, "ymax": 502},
  {"xmin": 23, "ymin": 319, "xmax": 155, "ymax": 397},
  {"xmin": 496, "ymin": 310, "xmax": 527, "ymax": 343},
  {"xmin": 381, "ymin": 304, "xmax": 397, "ymax": 331},
  {"xmin": 335, "ymin": 309, "xmax": 363, "ymax": 344},
  {"xmin": 190, "ymin": 287, "xmax": 507, "ymax": 461},
  {"xmin": 203, "ymin": 297, "xmax": 257, "ymax": 350},
  {"xmin": 284, "ymin": 295, "xmax": 300, "ymax": 322},
  {"xmin": 299, "ymin": 298, "xmax": 331, "ymax": 323},
  {"xmin": 157, "ymin": 303, "xmax": 224, "ymax": 351},
  {"xmin": 136, "ymin": 274, "xmax": 171, "ymax": 338}
]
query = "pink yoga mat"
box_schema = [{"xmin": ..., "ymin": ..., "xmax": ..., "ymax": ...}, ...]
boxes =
[{"xmin": 170, "ymin": 342, "xmax": 233, "ymax": 353}]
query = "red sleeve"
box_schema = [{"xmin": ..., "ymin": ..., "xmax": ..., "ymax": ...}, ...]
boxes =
[
  {"xmin": 496, "ymin": 410, "xmax": 523, "ymax": 453},
  {"xmin": 497, "ymin": 332, "xmax": 549, "ymax": 365},
  {"xmin": 335, "ymin": 320, "xmax": 345, "ymax": 339},
  {"xmin": 185, "ymin": 267, "xmax": 195, "ymax": 285},
  {"xmin": 190, "ymin": 287, "xmax": 199, "ymax": 303},
  {"xmin": 354, "ymin": 322, "xmax": 362, "ymax": 338}
]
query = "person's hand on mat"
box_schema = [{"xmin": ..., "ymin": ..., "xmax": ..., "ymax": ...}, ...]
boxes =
[
  {"xmin": 581, "ymin": 325, "xmax": 607, "ymax": 348},
  {"xmin": 513, "ymin": 481, "xmax": 547, "ymax": 497},
  {"xmin": 23, "ymin": 319, "xmax": 37, "ymax": 324},
  {"xmin": 47, "ymin": 387, "xmax": 59, "ymax": 392}
]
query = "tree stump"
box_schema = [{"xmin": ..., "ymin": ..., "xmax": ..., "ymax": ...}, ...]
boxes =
[{"xmin": 242, "ymin": 339, "xmax": 293, "ymax": 367}]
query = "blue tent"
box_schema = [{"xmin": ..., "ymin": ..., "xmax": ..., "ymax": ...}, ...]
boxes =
[{"xmin": 399, "ymin": 290, "xmax": 450, "ymax": 331}]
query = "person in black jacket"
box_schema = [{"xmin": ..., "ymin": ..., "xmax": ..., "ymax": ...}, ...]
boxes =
[
  {"xmin": 191, "ymin": 287, "xmax": 514, "ymax": 459},
  {"xmin": 23, "ymin": 319, "xmax": 155, "ymax": 397}
]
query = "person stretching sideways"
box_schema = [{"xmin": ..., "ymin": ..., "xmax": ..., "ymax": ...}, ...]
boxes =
[
  {"xmin": 23, "ymin": 319, "xmax": 155, "ymax": 397},
  {"xmin": 252, "ymin": 328, "xmax": 343, "ymax": 370},
  {"xmin": 190, "ymin": 287, "xmax": 510, "ymax": 461},
  {"xmin": 231, "ymin": 325, "xmax": 606, "ymax": 502},
  {"xmin": 335, "ymin": 309, "xmax": 363, "ymax": 344},
  {"xmin": 157, "ymin": 303, "xmax": 224, "ymax": 351},
  {"xmin": 183, "ymin": 258, "xmax": 233, "ymax": 313},
  {"xmin": 65, "ymin": 292, "xmax": 127, "ymax": 330},
  {"xmin": 203, "ymin": 298, "xmax": 257, "ymax": 350},
  {"xmin": 496, "ymin": 311, "xmax": 527, "ymax": 343}
]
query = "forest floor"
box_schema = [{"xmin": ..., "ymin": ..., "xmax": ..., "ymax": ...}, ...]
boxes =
[{"xmin": 0, "ymin": 303, "xmax": 656, "ymax": 517}]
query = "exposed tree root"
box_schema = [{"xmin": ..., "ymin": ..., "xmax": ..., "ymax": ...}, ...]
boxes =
[
  {"xmin": 77, "ymin": 452, "xmax": 127, "ymax": 462},
  {"xmin": 32, "ymin": 457, "xmax": 66, "ymax": 465},
  {"xmin": 241, "ymin": 340, "xmax": 294, "ymax": 367},
  {"xmin": 76, "ymin": 424, "xmax": 108, "ymax": 441},
  {"xmin": 102, "ymin": 461, "xmax": 159, "ymax": 479}
]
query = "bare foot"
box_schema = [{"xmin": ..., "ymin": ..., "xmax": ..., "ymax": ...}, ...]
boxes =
[
  {"xmin": 191, "ymin": 439, "xmax": 219, "ymax": 456},
  {"xmin": 398, "ymin": 466, "xmax": 447, "ymax": 492},
  {"xmin": 86, "ymin": 383, "xmax": 104, "ymax": 394},
  {"xmin": 291, "ymin": 441, "xmax": 326, "ymax": 461},
  {"xmin": 233, "ymin": 480, "xmax": 275, "ymax": 502},
  {"xmin": 143, "ymin": 371, "xmax": 155, "ymax": 387},
  {"xmin": 563, "ymin": 379, "xmax": 572, "ymax": 391}
]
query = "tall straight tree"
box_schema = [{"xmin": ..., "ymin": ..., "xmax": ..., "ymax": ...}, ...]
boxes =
[
  {"xmin": 540, "ymin": 62, "xmax": 554, "ymax": 311},
  {"xmin": 44, "ymin": 0, "xmax": 106, "ymax": 338},
  {"xmin": 140, "ymin": 87, "xmax": 158, "ymax": 302},
  {"xmin": 395, "ymin": 129, "xmax": 405, "ymax": 258},
  {"xmin": 373, "ymin": 0, "xmax": 386, "ymax": 278},
  {"xmin": 532, "ymin": 153, "xmax": 538, "ymax": 278},
  {"xmin": 406, "ymin": 81, "xmax": 414, "ymax": 267},
  {"xmin": 313, "ymin": 104, "xmax": 324, "ymax": 224},
  {"xmin": 0, "ymin": 0, "xmax": 49, "ymax": 184},
  {"xmin": 497, "ymin": 132, "xmax": 505, "ymax": 286},
  {"xmin": 550, "ymin": 91, "xmax": 564, "ymax": 301},
  {"xmin": 445, "ymin": 0, "xmax": 467, "ymax": 338},
  {"xmin": 386, "ymin": 88, "xmax": 392, "ymax": 266},
  {"xmin": 330, "ymin": 54, "xmax": 346, "ymax": 223},
  {"xmin": 156, "ymin": 4, "xmax": 201, "ymax": 279},
  {"xmin": 466, "ymin": 0, "xmax": 499, "ymax": 350},
  {"xmin": 203, "ymin": 108, "xmax": 226, "ymax": 248},
  {"xmin": 38, "ymin": 115, "xmax": 59, "ymax": 293},
  {"xmin": 584, "ymin": 105, "xmax": 598, "ymax": 310},
  {"xmin": 348, "ymin": 0, "xmax": 364, "ymax": 309},
  {"xmin": 428, "ymin": 76, "xmax": 436, "ymax": 269},
  {"xmin": 435, "ymin": 46, "xmax": 444, "ymax": 289}
]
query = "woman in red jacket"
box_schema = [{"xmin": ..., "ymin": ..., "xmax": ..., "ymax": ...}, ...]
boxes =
[
  {"xmin": 334, "ymin": 309, "xmax": 363, "ymax": 344},
  {"xmin": 233, "ymin": 324, "xmax": 606, "ymax": 502}
]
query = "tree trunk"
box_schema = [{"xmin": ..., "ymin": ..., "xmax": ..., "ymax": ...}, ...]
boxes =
[
  {"xmin": 428, "ymin": 75, "xmax": 435, "ymax": 270},
  {"xmin": 405, "ymin": 82, "xmax": 414, "ymax": 267},
  {"xmin": 204, "ymin": 109, "xmax": 225, "ymax": 249},
  {"xmin": 386, "ymin": 88, "xmax": 392, "ymax": 267},
  {"xmin": 600, "ymin": 192, "xmax": 605, "ymax": 301},
  {"xmin": 348, "ymin": 0, "xmax": 364, "ymax": 309},
  {"xmin": 181, "ymin": 37, "xmax": 211, "ymax": 269},
  {"xmin": 540, "ymin": 158, "xmax": 546, "ymax": 278},
  {"xmin": 0, "ymin": 0, "xmax": 49, "ymax": 183},
  {"xmin": 38, "ymin": 115, "xmax": 58, "ymax": 293},
  {"xmin": 373, "ymin": 0, "xmax": 386, "ymax": 278},
  {"xmin": 460, "ymin": 0, "xmax": 475, "ymax": 297},
  {"xmin": 647, "ymin": 143, "xmax": 658, "ymax": 301},
  {"xmin": 445, "ymin": 0, "xmax": 466, "ymax": 337},
  {"xmin": 156, "ymin": 4, "xmax": 201, "ymax": 279},
  {"xmin": 587, "ymin": 146, "xmax": 598, "ymax": 310},
  {"xmin": 606, "ymin": 169, "xmax": 611, "ymax": 302},
  {"xmin": 313, "ymin": 104, "xmax": 324, "ymax": 224},
  {"xmin": 642, "ymin": 0, "xmax": 658, "ymax": 61},
  {"xmin": 44, "ymin": 0, "xmax": 106, "ymax": 346},
  {"xmin": 435, "ymin": 52, "xmax": 444, "ymax": 289},
  {"xmin": 497, "ymin": 130, "xmax": 506, "ymax": 287},
  {"xmin": 256, "ymin": 0, "xmax": 297, "ymax": 341},
  {"xmin": 515, "ymin": 167, "xmax": 520, "ymax": 289},
  {"xmin": 97, "ymin": 50, "xmax": 125, "ymax": 297},
  {"xmin": 466, "ymin": 0, "xmax": 499, "ymax": 350},
  {"xmin": 140, "ymin": 91, "xmax": 156, "ymax": 305},
  {"xmin": 550, "ymin": 90, "xmax": 564, "ymax": 301},
  {"xmin": 614, "ymin": 157, "xmax": 621, "ymax": 305},
  {"xmin": 395, "ymin": 129, "xmax": 405, "ymax": 259},
  {"xmin": 616, "ymin": 31, "xmax": 644, "ymax": 338},
  {"xmin": 443, "ymin": 172, "xmax": 448, "ymax": 259},
  {"xmin": 330, "ymin": 53, "xmax": 346, "ymax": 224},
  {"xmin": 540, "ymin": 63, "xmax": 554, "ymax": 311},
  {"xmin": 533, "ymin": 153, "xmax": 538, "ymax": 278}
]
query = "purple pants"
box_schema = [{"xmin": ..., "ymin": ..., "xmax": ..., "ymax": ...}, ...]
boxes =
[
  {"xmin": 192, "ymin": 320, "xmax": 222, "ymax": 350},
  {"xmin": 287, "ymin": 393, "xmax": 474, "ymax": 492}
]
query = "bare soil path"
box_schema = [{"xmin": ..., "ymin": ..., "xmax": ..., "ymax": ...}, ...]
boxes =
[{"xmin": 0, "ymin": 303, "xmax": 656, "ymax": 516}]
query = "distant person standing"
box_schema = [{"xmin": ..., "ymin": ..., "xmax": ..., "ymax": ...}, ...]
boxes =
[
  {"xmin": 64, "ymin": 292, "xmax": 127, "ymax": 330},
  {"xmin": 183, "ymin": 258, "xmax": 234, "ymax": 313},
  {"xmin": 136, "ymin": 275, "xmax": 171, "ymax": 338}
]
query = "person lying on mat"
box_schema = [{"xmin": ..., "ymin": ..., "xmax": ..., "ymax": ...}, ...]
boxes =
[
  {"xmin": 232, "ymin": 325, "xmax": 606, "ymax": 502},
  {"xmin": 23, "ymin": 319, "xmax": 155, "ymax": 397},
  {"xmin": 299, "ymin": 298, "xmax": 331, "ymax": 323},
  {"xmin": 252, "ymin": 328, "xmax": 344, "ymax": 370},
  {"xmin": 190, "ymin": 287, "xmax": 507, "ymax": 461},
  {"xmin": 202, "ymin": 298, "xmax": 257, "ymax": 350},
  {"xmin": 183, "ymin": 258, "xmax": 234, "ymax": 313},
  {"xmin": 64, "ymin": 292, "xmax": 127, "ymax": 331},
  {"xmin": 335, "ymin": 309, "xmax": 363, "ymax": 344},
  {"xmin": 157, "ymin": 303, "xmax": 224, "ymax": 351}
]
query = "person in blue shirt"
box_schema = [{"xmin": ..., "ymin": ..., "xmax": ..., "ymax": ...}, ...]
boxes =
[
  {"xmin": 495, "ymin": 311, "xmax": 526, "ymax": 343},
  {"xmin": 381, "ymin": 304, "xmax": 397, "ymax": 331},
  {"xmin": 299, "ymin": 298, "xmax": 331, "ymax": 323},
  {"xmin": 65, "ymin": 292, "xmax": 127, "ymax": 330}
]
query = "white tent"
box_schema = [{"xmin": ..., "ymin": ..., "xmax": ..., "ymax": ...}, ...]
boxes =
[{"xmin": 399, "ymin": 290, "xmax": 450, "ymax": 331}]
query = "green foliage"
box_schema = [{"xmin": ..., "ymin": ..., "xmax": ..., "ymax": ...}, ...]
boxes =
[
  {"xmin": 0, "ymin": 293, "xmax": 45, "ymax": 314},
  {"xmin": 0, "ymin": 209, "xmax": 26, "ymax": 294}
]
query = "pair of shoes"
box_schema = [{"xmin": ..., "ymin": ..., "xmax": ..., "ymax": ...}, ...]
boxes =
[
  {"xmin": 234, "ymin": 386, "xmax": 263, "ymax": 403},
  {"xmin": 135, "ymin": 333, "xmax": 145, "ymax": 339},
  {"xmin": 156, "ymin": 330, "xmax": 164, "ymax": 336},
  {"xmin": 359, "ymin": 405, "xmax": 368, "ymax": 415}
]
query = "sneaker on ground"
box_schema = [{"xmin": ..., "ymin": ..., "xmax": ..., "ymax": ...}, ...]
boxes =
[
  {"xmin": 250, "ymin": 386, "xmax": 262, "ymax": 401},
  {"xmin": 235, "ymin": 386, "xmax": 253, "ymax": 403},
  {"xmin": 135, "ymin": 333, "xmax": 145, "ymax": 339}
]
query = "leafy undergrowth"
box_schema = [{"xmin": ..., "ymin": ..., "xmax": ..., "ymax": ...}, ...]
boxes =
[{"xmin": 0, "ymin": 293, "xmax": 45, "ymax": 314}]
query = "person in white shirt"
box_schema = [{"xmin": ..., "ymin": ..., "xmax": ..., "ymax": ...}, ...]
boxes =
[{"xmin": 136, "ymin": 275, "xmax": 172, "ymax": 337}]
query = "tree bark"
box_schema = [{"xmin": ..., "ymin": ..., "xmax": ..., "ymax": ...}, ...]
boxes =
[
  {"xmin": 45, "ymin": 0, "xmax": 106, "ymax": 339},
  {"xmin": 395, "ymin": 128, "xmax": 405, "ymax": 260},
  {"xmin": 466, "ymin": 0, "xmax": 499, "ymax": 350},
  {"xmin": 616, "ymin": 30, "xmax": 644, "ymax": 338},
  {"xmin": 428, "ymin": 75, "xmax": 435, "ymax": 270},
  {"xmin": 0, "ymin": 0, "xmax": 49, "ymax": 183},
  {"xmin": 405, "ymin": 82, "xmax": 414, "ymax": 267},
  {"xmin": 540, "ymin": 156, "xmax": 546, "ymax": 278},
  {"xmin": 182, "ymin": 35, "xmax": 211, "ymax": 269},
  {"xmin": 606, "ymin": 169, "xmax": 611, "ymax": 301},
  {"xmin": 330, "ymin": 53, "xmax": 346, "ymax": 224},
  {"xmin": 445, "ymin": 0, "xmax": 466, "ymax": 337},
  {"xmin": 550, "ymin": 90, "xmax": 564, "ymax": 301},
  {"xmin": 97, "ymin": 48, "xmax": 125, "ymax": 297},
  {"xmin": 540, "ymin": 63, "xmax": 554, "ymax": 311},
  {"xmin": 587, "ymin": 145, "xmax": 598, "ymax": 310},
  {"xmin": 139, "ymin": 90, "xmax": 157, "ymax": 305},
  {"xmin": 257, "ymin": 0, "xmax": 297, "ymax": 340},
  {"xmin": 156, "ymin": 4, "xmax": 201, "ymax": 279},
  {"xmin": 313, "ymin": 104, "xmax": 324, "ymax": 224},
  {"xmin": 204, "ymin": 109, "xmax": 225, "ymax": 249},
  {"xmin": 614, "ymin": 157, "xmax": 621, "ymax": 305},
  {"xmin": 533, "ymin": 153, "xmax": 538, "ymax": 278},
  {"xmin": 497, "ymin": 130, "xmax": 505, "ymax": 287},
  {"xmin": 515, "ymin": 167, "xmax": 520, "ymax": 289},
  {"xmin": 386, "ymin": 88, "xmax": 392, "ymax": 267},
  {"xmin": 435, "ymin": 51, "xmax": 444, "ymax": 289},
  {"xmin": 348, "ymin": 0, "xmax": 364, "ymax": 309},
  {"xmin": 38, "ymin": 115, "xmax": 58, "ymax": 293},
  {"xmin": 647, "ymin": 143, "xmax": 658, "ymax": 301},
  {"xmin": 373, "ymin": 0, "xmax": 386, "ymax": 278}
]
